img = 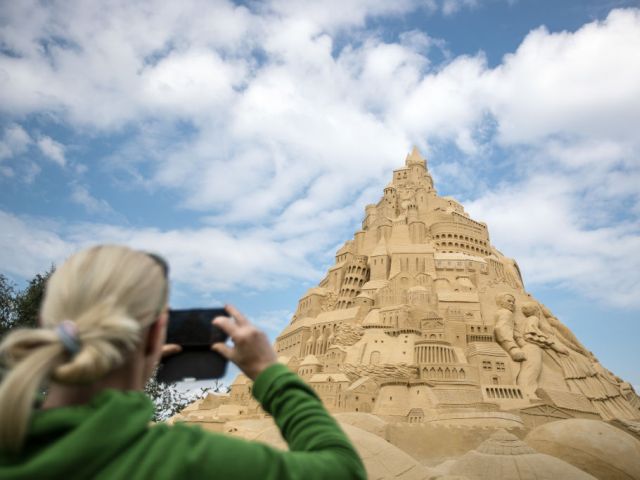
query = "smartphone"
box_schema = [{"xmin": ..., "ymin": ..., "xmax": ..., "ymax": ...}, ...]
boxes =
[{"xmin": 156, "ymin": 308, "xmax": 229, "ymax": 383}]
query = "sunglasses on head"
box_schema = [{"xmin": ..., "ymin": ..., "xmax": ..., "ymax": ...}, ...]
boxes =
[{"xmin": 145, "ymin": 252, "xmax": 169, "ymax": 279}]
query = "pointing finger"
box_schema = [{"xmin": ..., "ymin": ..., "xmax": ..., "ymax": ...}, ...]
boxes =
[{"xmin": 225, "ymin": 304, "xmax": 249, "ymax": 327}]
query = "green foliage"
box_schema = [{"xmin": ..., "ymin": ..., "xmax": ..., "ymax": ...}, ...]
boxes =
[
  {"xmin": 144, "ymin": 373, "xmax": 230, "ymax": 422},
  {"xmin": 0, "ymin": 274, "xmax": 17, "ymax": 338},
  {"xmin": 144, "ymin": 373, "xmax": 195, "ymax": 421},
  {"xmin": 0, "ymin": 266, "xmax": 55, "ymax": 340},
  {"xmin": 13, "ymin": 266, "xmax": 55, "ymax": 331}
]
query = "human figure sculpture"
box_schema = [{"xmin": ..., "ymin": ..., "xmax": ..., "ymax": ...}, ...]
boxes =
[
  {"xmin": 516, "ymin": 302, "xmax": 640, "ymax": 420},
  {"xmin": 493, "ymin": 293, "xmax": 526, "ymax": 362},
  {"xmin": 515, "ymin": 302, "xmax": 569, "ymax": 397}
]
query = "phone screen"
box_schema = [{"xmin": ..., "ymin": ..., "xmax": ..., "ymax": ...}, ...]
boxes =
[{"xmin": 157, "ymin": 308, "xmax": 229, "ymax": 383}]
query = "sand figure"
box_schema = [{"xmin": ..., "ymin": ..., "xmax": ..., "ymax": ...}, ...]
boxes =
[
  {"xmin": 494, "ymin": 293, "xmax": 526, "ymax": 362},
  {"xmin": 515, "ymin": 302, "xmax": 568, "ymax": 397}
]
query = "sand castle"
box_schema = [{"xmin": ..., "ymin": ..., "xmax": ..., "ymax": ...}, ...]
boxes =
[{"xmin": 176, "ymin": 149, "xmax": 640, "ymax": 479}]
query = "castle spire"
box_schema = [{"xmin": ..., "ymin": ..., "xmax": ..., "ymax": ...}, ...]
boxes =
[{"xmin": 406, "ymin": 146, "xmax": 427, "ymax": 168}]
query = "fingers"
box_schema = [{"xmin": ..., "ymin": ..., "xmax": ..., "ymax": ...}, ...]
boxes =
[
  {"xmin": 213, "ymin": 315, "xmax": 239, "ymax": 337},
  {"xmin": 225, "ymin": 304, "xmax": 249, "ymax": 326},
  {"xmin": 161, "ymin": 344, "xmax": 182, "ymax": 358},
  {"xmin": 212, "ymin": 342, "xmax": 234, "ymax": 360}
]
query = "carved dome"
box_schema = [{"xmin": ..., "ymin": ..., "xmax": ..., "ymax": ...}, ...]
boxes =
[
  {"xmin": 525, "ymin": 419, "xmax": 640, "ymax": 480},
  {"xmin": 300, "ymin": 354, "xmax": 321, "ymax": 366},
  {"xmin": 447, "ymin": 430, "xmax": 596, "ymax": 479},
  {"xmin": 475, "ymin": 430, "xmax": 535, "ymax": 455}
]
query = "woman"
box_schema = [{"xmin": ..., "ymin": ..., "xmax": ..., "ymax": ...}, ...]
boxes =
[{"xmin": 0, "ymin": 245, "xmax": 366, "ymax": 479}]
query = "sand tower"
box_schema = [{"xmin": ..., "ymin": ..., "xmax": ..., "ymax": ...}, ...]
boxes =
[{"xmin": 175, "ymin": 149, "xmax": 640, "ymax": 477}]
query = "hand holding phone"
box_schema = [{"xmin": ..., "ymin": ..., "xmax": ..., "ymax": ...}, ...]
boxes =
[
  {"xmin": 211, "ymin": 305, "xmax": 277, "ymax": 381},
  {"xmin": 161, "ymin": 344, "xmax": 182, "ymax": 357},
  {"xmin": 157, "ymin": 308, "xmax": 229, "ymax": 383}
]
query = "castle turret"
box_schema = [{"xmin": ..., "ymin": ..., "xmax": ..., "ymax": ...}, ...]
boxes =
[
  {"xmin": 406, "ymin": 200, "xmax": 427, "ymax": 243},
  {"xmin": 405, "ymin": 146, "xmax": 426, "ymax": 168},
  {"xmin": 376, "ymin": 217, "xmax": 392, "ymax": 242},
  {"xmin": 369, "ymin": 236, "xmax": 390, "ymax": 281},
  {"xmin": 405, "ymin": 146, "xmax": 434, "ymax": 191},
  {"xmin": 407, "ymin": 202, "xmax": 418, "ymax": 222},
  {"xmin": 336, "ymin": 255, "xmax": 370, "ymax": 309},
  {"xmin": 363, "ymin": 204, "xmax": 377, "ymax": 231}
]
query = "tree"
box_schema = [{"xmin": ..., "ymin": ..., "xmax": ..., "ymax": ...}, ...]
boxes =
[
  {"xmin": 144, "ymin": 373, "xmax": 217, "ymax": 422},
  {"xmin": 12, "ymin": 266, "xmax": 55, "ymax": 331},
  {"xmin": 0, "ymin": 274, "xmax": 17, "ymax": 338}
]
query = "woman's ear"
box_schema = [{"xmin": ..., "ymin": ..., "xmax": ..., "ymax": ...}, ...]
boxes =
[
  {"xmin": 145, "ymin": 309, "xmax": 168, "ymax": 358},
  {"xmin": 141, "ymin": 309, "xmax": 169, "ymax": 385}
]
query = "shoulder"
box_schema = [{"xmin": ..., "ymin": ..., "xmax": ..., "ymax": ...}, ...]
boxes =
[{"xmin": 141, "ymin": 420, "xmax": 295, "ymax": 478}]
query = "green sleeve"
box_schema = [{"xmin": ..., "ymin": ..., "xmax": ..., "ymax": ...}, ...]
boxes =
[{"xmin": 185, "ymin": 364, "xmax": 366, "ymax": 480}]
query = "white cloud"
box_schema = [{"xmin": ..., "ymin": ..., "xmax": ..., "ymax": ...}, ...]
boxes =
[
  {"xmin": 465, "ymin": 174, "xmax": 640, "ymax": 308},
  {"xmin": 0, "ymin": 3, "xmax": 639, "ymax": 310},
  {"xmin": 70, "ymin": 184, "xmax": 114, "ymax": 215},
  {"xmin": 442, "ymin": 0, "xmax": 479, "ymax": 16},
  {"xmin": 36, "ymin": 136, "xmax": 66, "ymax": 167},
  {"xmin": 485, "ymin": 9, "xmax": 640, "ymax": 146},
  {"xmin": 0, "ymin": 0, "xmax": 255, "ymax": 128},
  {"xmin": 140, "ymin": 49, "xmax": 246, "ymax": 118},
  {"xmin": 0, "ymin": 124, "xmax": 31, "ymax": 160},
  {"xmin": 252, "ymin": 309, "xmax": 295, "ymax": 338},
  {"xmin": 264, "ymin": 0, "xmax": 417, "ymax": 32},
  {"xmin": 394, "ymin": 53, "xmax": 488, "ymax": 152},
  {"xmin": 0, "ymin": 211, "xmax": 72, "ymax": 279},
  {"xmin": 0, "ymin": 209, "xmax": 322, "ymax": 294}
]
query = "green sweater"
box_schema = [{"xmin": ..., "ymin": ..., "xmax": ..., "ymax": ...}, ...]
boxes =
[{"xmin": 0, "ymin": 364, "xmax": 366, "ymax": 479}]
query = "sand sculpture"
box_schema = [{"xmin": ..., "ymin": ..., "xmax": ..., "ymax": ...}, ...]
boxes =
[
  {"xmin": 525, "ymin": 419, "xmax": 640, "ymax": 480},
  {"xmin": 175, "ymin": 149, "xmax": 640, "ymax": 478},
  {"xmin": 446, "ymin": 429, "xmax": 597, "ymax": 479}
]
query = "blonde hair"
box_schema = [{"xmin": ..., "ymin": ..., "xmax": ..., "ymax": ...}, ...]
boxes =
[{"xmin": 0, "ymin": 245, "xmax": 169, "ymax": 453}]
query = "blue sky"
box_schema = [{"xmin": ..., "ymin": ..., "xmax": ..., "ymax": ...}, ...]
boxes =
[{"xmin": 1, "ymin": 0, "xmax": 639, "ymax": 387}]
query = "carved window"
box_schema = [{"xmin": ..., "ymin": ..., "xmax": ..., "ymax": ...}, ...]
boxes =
[
  {"xmin": 496, "ymin": 362, "xmax": 505, "ymax": 372},
  {"xmin": 482, "ymin": 360, "xmax": 492, "ymax": 370}
]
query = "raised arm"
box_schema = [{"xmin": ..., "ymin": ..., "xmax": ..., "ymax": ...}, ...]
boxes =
[{"xmin": 190, "ymin": 305, "xmax": 366, "ymax": 479}]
